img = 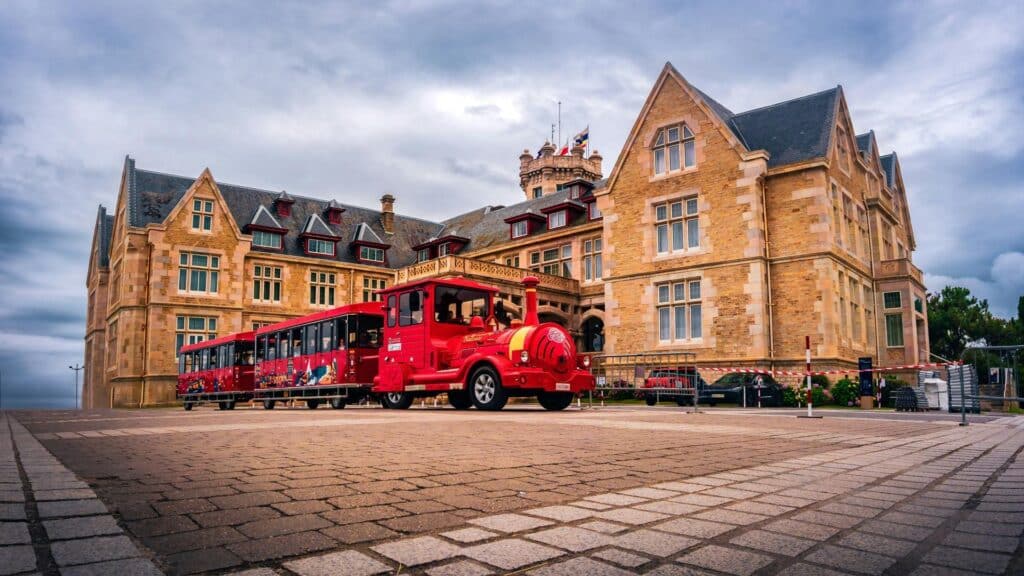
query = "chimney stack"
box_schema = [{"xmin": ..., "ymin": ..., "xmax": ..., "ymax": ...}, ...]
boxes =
[
  {"xmin": 522, "ymin": 276, "xmax": 540, "ymax": 326},
  {"xmin": 380, "ymin": 194, "xmax": 395, "ymax": 234}
]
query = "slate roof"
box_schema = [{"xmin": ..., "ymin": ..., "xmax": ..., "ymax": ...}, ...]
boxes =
[
  {"xmin": 95, "ymin": 205, "xmax": 114, "ymax": 268},
  {"xmin": 124, "ymin": 159, "xmax": 443, "ymax": 268},
  {"xmin": 856, "ymin": 131, "xmax": 874, "ymax": 155},
  {"xmin": 726, "ymin": 87, "xmax": 840, "ymax": 168},
  {"xmin": 249, "ymin": 205, "xmax": 284, "ymax": 230},
  {"xmin": 302, "ymin": 213, "xmax": 337, "ymax": 238},
  {"xmin": 879, "ymin": 153, "xmax": 896, "ymax": 188}
]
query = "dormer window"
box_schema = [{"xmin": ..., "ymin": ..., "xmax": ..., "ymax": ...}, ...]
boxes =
[
  {"xmin": 252, "ymin": 230, "xmax": 282, "ymax": 249},
  {"xmin": 511, "ymin": 220, "xmax": 528, "ymax": 239},
  {"xmin": 307, "ymin": 238, "xmax": 335, "ymax": 256},
  {"xmin": 360, "ymin": 246, "xmax": 385, "ymax": 263},
  {"xmin": 438, "ymin": 243, "xmax": 451, "ymax": 257},
  {"xmin": 588, "ymin": 201, "xmax": 602, "ymax": 220},
  {"xmin": 653, "ymin": 124, "xmax": 695, "ymax": 175},
  {"xmin": 192, "ymin": 199, "xmax": 213, "ymax": 231},
  {"xmin": 417, "ymin": 248, "xmax": 430, "ymax": 262},
  {"xmin": 548, "ymin": 210, "xmax": 567, "ymax": 229}
]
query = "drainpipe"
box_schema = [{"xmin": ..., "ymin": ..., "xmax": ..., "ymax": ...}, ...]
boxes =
[{"xmin": 759, "ymin": 175, "xmax": 775, "ymax": 372}]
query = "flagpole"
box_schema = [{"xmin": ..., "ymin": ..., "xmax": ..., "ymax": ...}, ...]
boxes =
[{"xmin": 557, "ymin": 101, "xmax": 561, "ymax": 151}]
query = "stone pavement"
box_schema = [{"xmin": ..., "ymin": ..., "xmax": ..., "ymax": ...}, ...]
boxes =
[{"xmin": 5, "ymin": 406, "xmax": 1024, "ymax": 575}]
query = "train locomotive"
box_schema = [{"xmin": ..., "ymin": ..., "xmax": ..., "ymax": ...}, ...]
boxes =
[{"xmin": 376, "ymin": 276, "xmax": 594, "ymax": 410}]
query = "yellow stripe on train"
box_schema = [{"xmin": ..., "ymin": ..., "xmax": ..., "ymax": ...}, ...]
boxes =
[{"xmin": 508, "ymin": 326, "xmax": 535, "ymax": 358}]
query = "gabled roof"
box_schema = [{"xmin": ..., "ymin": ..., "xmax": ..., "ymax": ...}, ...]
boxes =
[
  {"xmin": 856, "ymin": 131, "xmax": 875, "ymax": 156},
  {"xmin": 879, "ymin": 153, "xmax": 897, "ymax": 188},
  {"xmin": 302, "ymin": 213, "xmax": 337, "ymax": 238},
  {"xmin": 727, "ymin": 87, "xmax": 841, "ymax": 168},
  {"xmin": 123, "ymin": 159, "xmax": 442, "ymax": 267},
  {"xmin": 352, "ymin": 222, "xmax": 385, "ymax": 245},
  {"xmin": 248, "ymin": 205, "xmax": 285, "ymax": 230},
  {"xmin": 95, "ymin": 205, "xmax": 114, "ymax": 268}
]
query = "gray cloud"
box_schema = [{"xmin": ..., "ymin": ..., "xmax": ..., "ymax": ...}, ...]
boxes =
[{"xmin": 0, "ymin": 0, "xmax": 1021, "ymax": 407}]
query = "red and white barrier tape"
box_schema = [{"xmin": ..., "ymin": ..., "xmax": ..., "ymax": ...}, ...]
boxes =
[{"xmin": 637, "ymin": 362, "xmax": 962, "ymax": 378}]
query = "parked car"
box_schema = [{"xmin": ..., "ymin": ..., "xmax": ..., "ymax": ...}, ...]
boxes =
[
  {"xmin": 641, "ymin": 368, "xmax": 707, "ymax": 406},
  {"xmin": 700, "ymin": 373, "xmax": 783, "ymax": 407}
]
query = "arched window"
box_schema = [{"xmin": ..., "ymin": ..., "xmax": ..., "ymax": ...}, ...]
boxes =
[{"xmin": 653, "ymin": 124, "xmax": 695, "ymax": 175}]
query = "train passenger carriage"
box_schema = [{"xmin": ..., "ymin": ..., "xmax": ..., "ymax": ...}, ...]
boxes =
[
  {"xmin": 177, "ymin": 332, "xmax": 256, "ymax": 410},
  {"xmin": 375, "ymin": 276, "xmax": 595, "ymax": 410},
  {"xmin": 253, "ymin": 303, "xmax": 384, "ymax": 409}
]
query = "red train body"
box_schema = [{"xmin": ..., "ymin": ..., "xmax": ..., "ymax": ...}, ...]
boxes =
[
  {"xmin": 176, "ymin": 332, "xmax": 256, "ymax": 410},
  {"xmin": 375, "ymin": 276, "xmax": 595, "ymax": 410},
  {"xmin": 176, "ymin": 276, "xmax": 594, "ymax": 411}
]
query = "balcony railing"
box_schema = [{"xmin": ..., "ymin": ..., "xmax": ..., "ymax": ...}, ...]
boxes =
[
  {"xmin": 396, "ymin": 255, "xmax": 579, "ymax": 294},
  {"xmin": 877, "ymin": 258, "xmax": 924, "ymax": 284}
]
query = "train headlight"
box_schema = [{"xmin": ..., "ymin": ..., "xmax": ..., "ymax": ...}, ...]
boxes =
[
  {"xmin": 519, "ymin": 350, "xmax": 529, "ymax": 364},
  {"xmin": 582, "ymin": 355, "xmax": 591, "ymax": 368}
]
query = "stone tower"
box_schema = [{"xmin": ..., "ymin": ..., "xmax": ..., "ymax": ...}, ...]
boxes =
[{"xmin": 519, "ymin": 143, "xmax": 602, "ymax": 200}]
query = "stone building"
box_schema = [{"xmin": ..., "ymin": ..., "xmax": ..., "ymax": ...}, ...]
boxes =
[{"xmin": 84, "ymin": 62, "xmax": 928, "ymax": 407}]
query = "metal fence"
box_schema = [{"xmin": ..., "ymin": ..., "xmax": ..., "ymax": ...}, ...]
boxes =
[{"xmin": 590, "ymin": 351, "xmax": 698, "ymax": 395}]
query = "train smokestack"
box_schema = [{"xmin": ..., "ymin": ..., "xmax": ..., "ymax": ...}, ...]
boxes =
[{"xmin": 522, "ymin": 276, "xmax": 540, "ymax": 326}]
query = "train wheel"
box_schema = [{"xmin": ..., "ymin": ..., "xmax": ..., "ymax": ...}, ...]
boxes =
[
  {"xmin": 537, "ymin": 391, "xmax": 573, "ymax": 411},
  {"xmin": 448, "ymin": 390, "xmax": 472, "ymax": 410},
  {"xmin": 183, "ymin": 402, "xmax": 193, "ymax": 411},
  {"xmin": 226, "ymin": 400, "xmax": 236, "ymax": 410},
  {"xmin": 330, "ymin": 398, "xmax": 346, "ymax": 409},
  {"xmin": 470, "ymin": 367, "xmax": 507, "ymax": 411},
  {"xmin": 218, "ymin": 401, "xmax": 228, "ymax": 410},
  {"xmin": 644, "ymin": 395, "xmax": 657, "ymax": 406},
  {"xmin": 306, "ymin": 400, "xmax": 321, "ymax": 410},
  {"xmin": 675, "ymin": 398, "xmax": 689, "ymax": 407},
  {"xmin": 262, "ymin": 400, "xmax": 275, "ymax": 410},
  {"xmin": 385, "ymin": 393, "xmax": 413, "ymax": 410}
]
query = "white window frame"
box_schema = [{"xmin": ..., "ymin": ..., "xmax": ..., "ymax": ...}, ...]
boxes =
[
  {"xmin": 885, "ymin": 313, "xmax": 904, "ymax": 347},
  {"xmin": 191, "ymin": 199, "xmax": 213, "ymax": 232},
  {"xmin": 529, "ymin": 244, "xmax": 572, "ymax": 277},
  {"xmin": 547, "ymin": 210, "xmax": 567, "ymax": 229},
  {"xmin": 359, "ymin": 245, "xmax": 384, "ymax": 263},
  {"xmin": 438, "ymin": 243, "xmax": 451, "ymax": 256},
  {"xmin": 310, "ymin": 270, "xmax": 337, "ymax": 307},
  {"xmin": 362, "ymin": 276, "xmax": 386, "ymax": 302},
  {"xmin": 583, "ymin": 237, "xmax": 602, "ymax": 282},
  {"xmin": 656, "ymin": 280, "xmax": 702, "ymax": 343},
  {"xmin": 588, "ymin": 201, "xmax": 602, "ymax": 220},
  {"xmin": 653, "ymin": 124, "xmax": 696, "ymax": 176},
  {"xmin": 178, "ymin": 252, "xmax": 219, "ymax": 294},
  {"xmin": 655, "ymin": 197, "xmax": 699, "ymax": 255},
  {"xmin": 175, "ymin": 315, "xmax": 217, "ymax": 357},
  {"xmin": 252, "ymin": 230, "xmax": 282, "ymax": 249},
  {"xmin": 417, "ymin": 248, "xmax": 430, "ymax": 262},
  {"xmin": 253, "ymin": 265, "xmax": 282, "ymax": 304},
  {"xmin": 511, "ymin": 220, "xmax": 528, "ymax": 239},
  {"xmin": 307, "ymin": 238, "xmax": 335, "ymax": 256}
]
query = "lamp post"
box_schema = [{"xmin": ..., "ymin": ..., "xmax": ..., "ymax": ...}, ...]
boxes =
[{"xmin": 69, "ymin": 364, "xmax": 84, "ymax": 410}]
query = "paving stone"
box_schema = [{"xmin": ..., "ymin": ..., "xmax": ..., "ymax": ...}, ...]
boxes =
[
  {"xmin": 320, "ymin": 521, "xmax": 400, "ymax": 544},
  {"xmin": 791, "ymin": 510, "xmax": 862, "ymax": 529},
  {"xmin": 700, "ymin": 487, "xmax": 759, "ymax": 500},
  {"xmin": 58, "ymin": 558, "xmax": 162, "ymax": 576},
  {"xmin": 921, "ymin": 546, "xmax": 1012, "ymax": 574},
  {"xmin": 164, "ymin": 546, "xmax": 243, "ymax": 575},
  {"xmin": 655, "ymin": 517, "xmax": 735, "ymax": 538},
  {"xmin": 0, "ymin": 503, "xmax": 26, "ymax": 520},
  {"xmin": 237, "ymin": 513, "xmax": 332, "ymax": 538},
  {"xmin": 0, "ymin": 521, "xmax": 31, "ymax": 545},
  {"xmin": 775, "ymin": 562, "xmax": 849, "ymax": 576},
  {"xmin": 817, "ymin": 502, "xmax": 881, "ymax": 518},
  {"xmin": 0, "ymin": 491, "xmax": 25, "ymax": 503},
  {"xmin": 586, "ymin": 493, "xmax": 649, "ymax": 506},
  {"xmin": 635, "ymin": 501, "xmax": 705, "ymax": 516},
  {"xmin": 144, "ymin": 525, "xmax": 248, "ymax": 555},
  {"xmin": 643, "ymin": 565, "xmax": 718, "ymax": 576},
  {"xmin": 615, "ymin": 528, "xmax": 699, "ymax": 557},
  {"xmin": 126, "ymin": 515, "xmax": 198, "ymax": 537},
  {"xmin": 524, "ymin": 505, "xmax": 594, "ymax": 522},
  {"xmin": 441, "ymin": 527, "xmax": 498, "ymax": 543},
  {"xmin": 468, "ymin": 513, "xmax": 553, "ymax": 533},
  {"xmin": 208, "ymin": 490, "xmax": 288, "ymax": 509},
  {"xmin": 33, "ymin": 489, "xmax": 95, "ymax": 501},
  {"xmin": 651, "ymin": 482, "xmax": 708, "ymax": 493},
  {"xmin": 0, "ymin": 545, "xmax": 35, "ymax": 575},
  {"xmin": 373, "ymin": 535, "xmax": 462, "ymax": 566},
  {"xmin": 226, "ymin": 530, "xmax": 336, "ymax": 562},
  {"xmin": 44, "ymin": 515, "xmax": 122, "ymax": 540},
  {"xmin": 669, "ymin": 493, "xmax": 732, "ymax": 507},
  {"xmin": 50, "ymin": 535, "xmax": 141, "ymax": 566},
  {"xmin": 425, "ymin": 560, "xmax": 493, "ymax": 576},
  {"xmin": 382, "ymin": 511, "xmax": 470, "ymax": 533},
  {"xmin": 879, "ymin": 511, "xmax": 946, "ymax": 528},
  {"xmin": 836, "ymin": 530, "xmax": 917, "ymax": 558},
  {"xmin": 724, "ymin": 501, "xmax": 792, "ymax": 517},
  {"xmin": 526, "ymin": 526, "xmax": 613, "ymax": 552},
  {"xmin": 620, "ymin": 487, "xmax": 680, "ymax": 499},
  {"xmin": 692, "ymin": 509, "xmax": 767, "ymax": 526},
  {"xmin": 572, "ymin": 500, "xmax": 613, "ymax": 510},
  {"xmin": 595, "ymin": 507, "xmax": 670, "ymax": 526},
  {"xmin": 858, "ymin": 519, "xmax": 934, "ymax": 541},
  {"xmin": 36, "ymin": 499, "xmax": 107, "ymax": 518},
  {"xmin": 463, "ymin": 538, "xmax": 564, "ymax": 570},
  {"xmin": 578, "ymin": 520, "xmax": 630, "ymax": 534},
  {"xmin": 677, "ymin": 544, "xmax": 773, "ymax": 576},
  {"xmin": 527, "ymin": 557, "xmax": 634, "ymax": 576},
  {"xmin": 592, "ymin": 548, "xmax": 652, "ymax": 568},
  {"xmin": 226, "ymin": 570, "xmax": 280, "ymax": 576},
  {"xmin": 760, "ymin": 519, "xmax": 839, "ymax": 541},
  {"xmin": 729, "ymin": 529, "xmax": 815, "ymax": 556},
  {"xmin": 283, "ymin": 549, "xmax": 391, "ymax": 576},
  {"xmin": 804, "ymin": 544, "xmax": 895, "ymax": 574}
]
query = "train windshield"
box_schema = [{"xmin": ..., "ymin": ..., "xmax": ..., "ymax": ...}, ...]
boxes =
[
  {"xmin": 348, "ymin": 314, "xmax": 382, "ymax": 348},
  {"xmin": 434, "ymin": 286, "xmax": 490, "ymax": 325}
]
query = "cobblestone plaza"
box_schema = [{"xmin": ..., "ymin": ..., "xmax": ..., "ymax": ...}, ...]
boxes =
[{"xmin": 2, "ymin": 407, "xmax": 1022, "ymax": 575}]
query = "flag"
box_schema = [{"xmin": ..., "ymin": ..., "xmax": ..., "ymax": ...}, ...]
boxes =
[
  {"xmin": 573, "ymin": 126, "xmax": 589, "ymax": 149},
  {"xmin": 557, "ymin": 140, "xmax": 571, "ymax": 156}
]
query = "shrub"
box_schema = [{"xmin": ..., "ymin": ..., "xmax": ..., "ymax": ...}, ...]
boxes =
[
  {"xmin": 781, "ymin": 386, "xmax": 800, "ymax": 407},
  {"xmin": 810, "ymin": 386, "xmax": 831, "ymax": 406},
  {"xmin": 811, "ymin": 374, "xmax": 831, "ymax": 389},
  {"xmin": 832, "ymin": 377, "xmax": 859, "ymax": 407}
]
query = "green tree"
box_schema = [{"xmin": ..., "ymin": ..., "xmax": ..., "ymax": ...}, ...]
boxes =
[{"xmin": 927, "ymin": 286, "xmax": 997, "ymax": 360}]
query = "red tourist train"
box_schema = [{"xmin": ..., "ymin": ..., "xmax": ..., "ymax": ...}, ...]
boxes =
[
  {"xmin": 176, "ymin": 276, "xmax": 595, "ymax": 411},
  {"xmin": 177, "ymin": 332, "xmax": 256, "ymax": 410}
]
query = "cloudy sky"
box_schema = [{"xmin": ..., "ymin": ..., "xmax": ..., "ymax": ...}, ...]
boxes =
[{"xmin": 1, "ymin": 1, "xmax": 1021, "ymax": 408}]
